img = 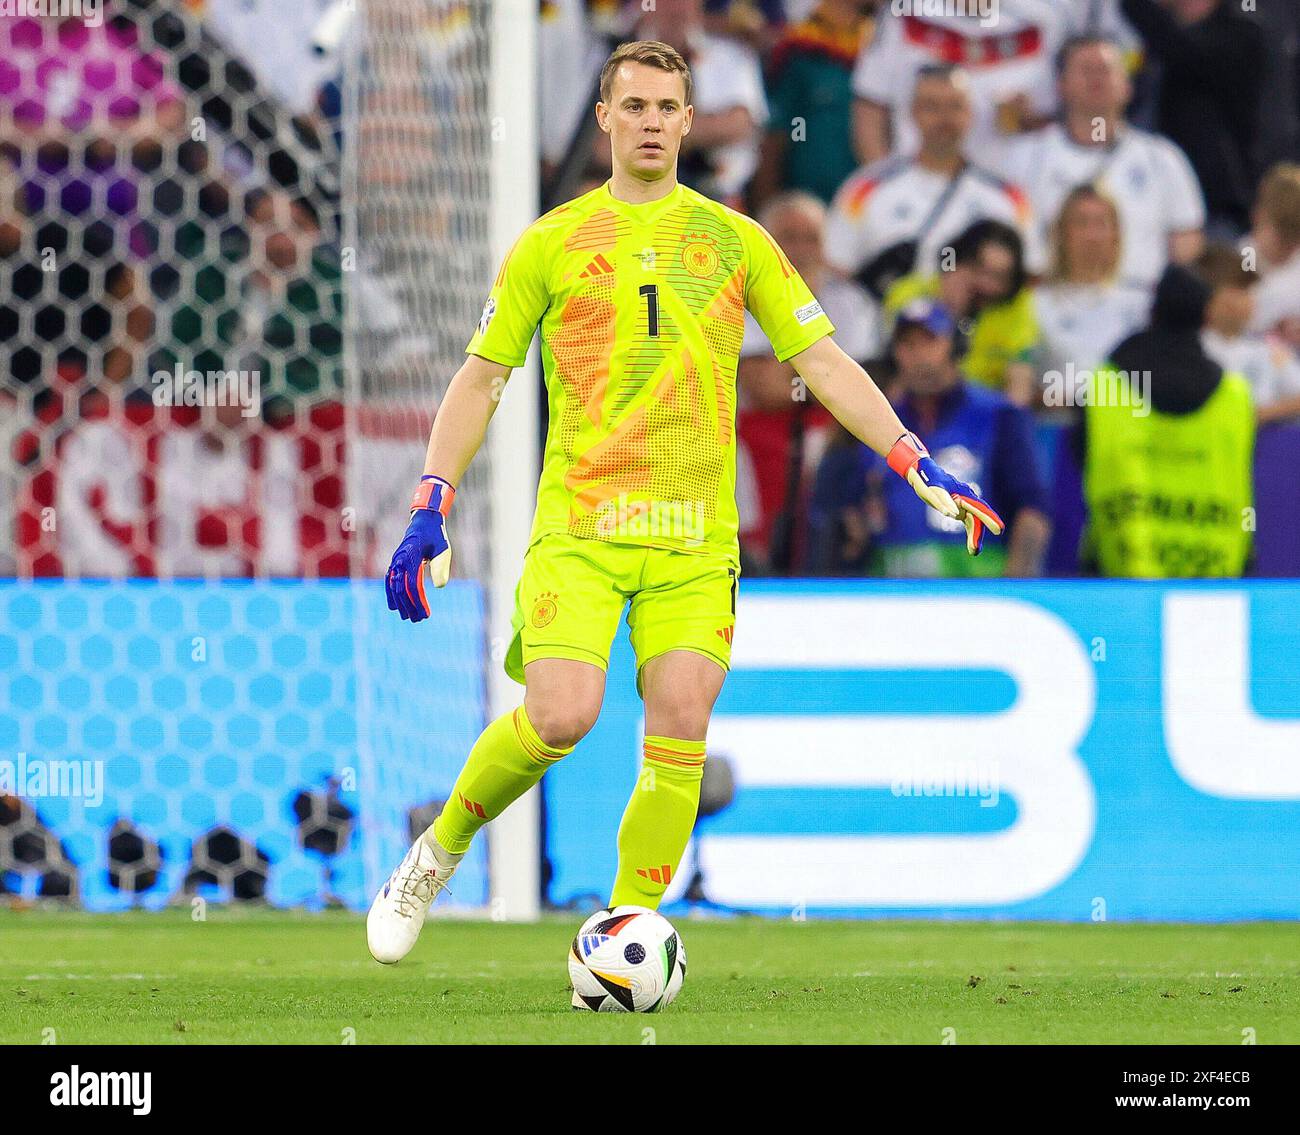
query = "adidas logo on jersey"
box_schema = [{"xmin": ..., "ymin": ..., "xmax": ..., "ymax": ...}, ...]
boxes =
[{"xmin": 578, "ymin": 253, "xmax": 615, "ymax": 278}]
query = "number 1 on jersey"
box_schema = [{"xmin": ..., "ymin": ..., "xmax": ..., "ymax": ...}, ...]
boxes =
[{"xmin": 639, "ymin": 283, "xmax": 659, "ymax": 338}]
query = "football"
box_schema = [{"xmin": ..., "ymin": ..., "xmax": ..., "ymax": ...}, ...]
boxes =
[{"xmin": 568, "ymin": 906, "xmax": 687, "ymax": 1013}]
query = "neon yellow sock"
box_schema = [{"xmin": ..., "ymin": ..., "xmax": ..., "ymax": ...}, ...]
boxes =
[
  {"xmin": 608, "ymin": 736, "xmax": 707, "ymax": 909},
  {"xmin": 430, "ymin": 705, "xmax": 572, "ymax": 854}
]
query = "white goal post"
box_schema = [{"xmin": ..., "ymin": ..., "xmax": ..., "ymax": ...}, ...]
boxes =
[{"xmin": 485, "ymin": 0, "xmax": 542, "ymax": 922}]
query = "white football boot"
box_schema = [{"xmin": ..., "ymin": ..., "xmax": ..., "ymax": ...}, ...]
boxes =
[{"xmin": 366, "ymin": 831, "xmax": 463, "ymax": 964}]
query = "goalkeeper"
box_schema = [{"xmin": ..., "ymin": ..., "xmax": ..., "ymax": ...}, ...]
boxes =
[{"xmin": 367, "ymin": 40, "xmax": 1002, "ymax": 963}]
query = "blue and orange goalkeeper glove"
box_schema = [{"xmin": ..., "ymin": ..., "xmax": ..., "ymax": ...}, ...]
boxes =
[
  {"xmin": 887, "ymin": 431, "xmax": 1005, "ymax": 555},
  {"xmin": 385, "ymin": 475, "xmax": 455, "ymax": 622}
]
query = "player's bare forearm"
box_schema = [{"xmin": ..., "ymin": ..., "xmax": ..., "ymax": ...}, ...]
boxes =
[
  {"xmin": 422, "ymin": 354, "xmax": 512, "ymax": 484},
  {"xmin": 789, "ymin": 336, "xmax": 905, "ymax": 456},
  {"xmin": 791, "ymin": 337, "xmax": 1004, "ymax": 554}
]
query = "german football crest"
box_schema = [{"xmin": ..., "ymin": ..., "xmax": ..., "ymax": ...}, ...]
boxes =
[
  {"xmin": 681, "ymin": 236, "xmax": 719, "ymax": 279},
  {"xmin": 531, "ymin": 591, "xmax": 558, "ymax": 629}
]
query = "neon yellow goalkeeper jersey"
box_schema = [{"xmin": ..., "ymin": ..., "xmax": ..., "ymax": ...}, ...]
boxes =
[{"xmin": 465, "ymin": 180, "xmax": 835, "ymax": 558}]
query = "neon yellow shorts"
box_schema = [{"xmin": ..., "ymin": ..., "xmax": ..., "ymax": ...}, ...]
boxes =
[{"xmin": 505, "ymin": 533, "xmax": 739, "ymax": 690}]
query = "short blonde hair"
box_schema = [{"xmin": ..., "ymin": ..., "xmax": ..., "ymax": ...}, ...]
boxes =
[
  {"xmin": 1049, "ymin": 183, "xmax": 1123, "ymax": 284},
  {"xmin": 599, "ymin": 40, "xmax": 692, "ymax": 106},
  {"xmin": 1257, "ymin": 163, "xmax": 1300, "ymax": 248}
]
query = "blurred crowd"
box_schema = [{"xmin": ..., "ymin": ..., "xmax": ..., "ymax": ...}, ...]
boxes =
[
  {"xmin": 2, "ymin": 0, "xmax": 1300, "ymax": 580},
  {"xmin": 548, "ymin": 0, "xmax": 1299, "ymax": 579},
  {"xmin": 0, "ymin": 1, "xmax": 346, "ymax": 578}
]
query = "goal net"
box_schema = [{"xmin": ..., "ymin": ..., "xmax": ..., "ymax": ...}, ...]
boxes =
[
  {"xmin": 0, "ymin": 0, "xmax": 538, "ymax": 917},
  {"xmin": 342, "ymin": 0, "xmax": 540, "ymax": 918},
  {"xmin": 342, "ymin": 0, "xmax": 498, "ymax": 913}
]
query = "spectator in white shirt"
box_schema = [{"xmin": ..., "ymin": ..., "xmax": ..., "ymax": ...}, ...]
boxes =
[
  {"xmin": 999, "ymin": 35, "xmax": 1206, "ymax": 290},
  {"xmin": 1197, "ymin": 243, "xmax": 1300, "ymax": 425},
  {"xmin": 743, "ymin": 193, "xmax": 881, "ymax": 373},
  {"xmin": 850, "ymin": 0, "xmax": 1076, "ymax": 170},
  {"xmin": 538, "ymin": 0, "xmax": 611, "ymax": 178},
  {"xmin": 634, "ymin": 0, "xmax": 768, "ymax": 205},
  {"xmin": 827, "ymin": 64, "xmax": 1043, "ymax": 297},
  {"xmin": 1035, "ymin": 184, "xmax": 1150, "ymax": 409},
  {"xmin": 1246, "ymin": 163, "xmax": 1300, "ymax": 353}
]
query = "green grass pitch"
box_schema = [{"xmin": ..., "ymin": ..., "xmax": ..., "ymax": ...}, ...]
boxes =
[{"xmin": 1, "ymin": 910, "xmax": 1296, "ymax": 1044}]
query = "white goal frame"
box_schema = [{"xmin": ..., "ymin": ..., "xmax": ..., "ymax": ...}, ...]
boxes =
[{"xmin": 485, "ymin": 0, "xmax": 541, "ymax": 922}]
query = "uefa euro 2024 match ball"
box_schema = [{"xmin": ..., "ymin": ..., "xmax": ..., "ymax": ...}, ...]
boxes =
[{"xmin": 568, "ymin": 906, "xmax": 687, "ymax": 1012}]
